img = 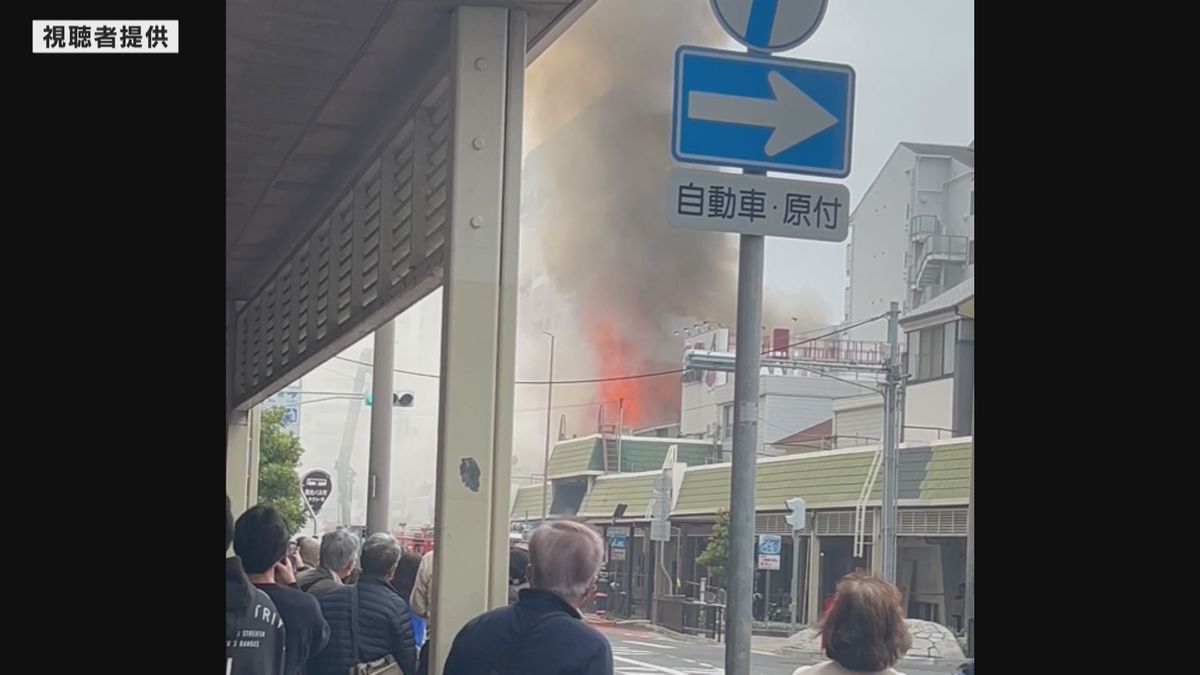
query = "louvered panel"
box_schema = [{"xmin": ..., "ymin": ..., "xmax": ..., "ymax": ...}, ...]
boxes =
[
  {"xmin": 277, "ymin": 264, "xmax": 293, "ymax": 368},
  {"xmin": 389, "ymin": 121, "xmax": 416, "ymax": 282},
  {"xmin": 815, "ymin": 510, "xmax": 874, "ymax": 536},
  {"xmin": 424, "ymin": 76, "xmax": 451, "ymax": 258},
  {"xmin": 360, "ymin": 159, "xmax": 382, "ymax": 307},
  {"xmin": 897, "ymin": 508, "xmax": 968, "ymax": 536},
  {"xmin": 232, "ymin": 64, "xmax": 451, "ymax": 409},
  {"xmin": 334, "ymin": 194, "xmax": 355, "ymax": 326},
  {"xmin": 295, "ymin": 243, "xmax": 311, "ymax": 355},
  {"xmin": 313, "ymin": 221, "xmax": 331, "ymax": 342}
]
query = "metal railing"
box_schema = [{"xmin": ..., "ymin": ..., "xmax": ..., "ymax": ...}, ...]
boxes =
[
  {"xmin": 909, "ymin": 234, "xmax": 970, "ymax": 285},
  {"xmin": 655, "ymin": 595, "xmax": 725, "ymax": 641},
  {"xmin": 910, "ymin": 214, "xmax": 940, "ymax": 237},
  {"xmin": 729, "ymin": 336, "xmax": 891, "ymax": 365}
]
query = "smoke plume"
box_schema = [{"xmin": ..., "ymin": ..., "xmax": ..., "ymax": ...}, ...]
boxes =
[{"xmin": 521, "ymin": 0, "xmax": 828, "ymax": 431}]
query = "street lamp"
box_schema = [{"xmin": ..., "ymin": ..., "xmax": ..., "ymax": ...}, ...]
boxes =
[{"xmin": 541, "ymin": 331, "xmax": 555, "ymax": 521}]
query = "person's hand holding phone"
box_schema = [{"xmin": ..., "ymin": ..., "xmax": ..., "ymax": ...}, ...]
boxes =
[
  {"xmin": 289, "ymin": 547, "xmax": 304, "ymax": 572},
  {"xmin": 274, "ymin": 558, "xmax": 297, "ymax": 586}
]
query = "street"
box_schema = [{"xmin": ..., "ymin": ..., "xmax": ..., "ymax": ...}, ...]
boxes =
[{"xmin": 599, "ymin": 625, "xmax": 962, "ymax": 675}]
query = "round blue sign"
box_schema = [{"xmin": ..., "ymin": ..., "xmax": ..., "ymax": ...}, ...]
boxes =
[{"xmin": 710, "ymin": 0, "xmax": 828, "ymax": 53}]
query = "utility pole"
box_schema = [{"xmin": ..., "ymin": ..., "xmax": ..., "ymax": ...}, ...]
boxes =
[
  {"xmin": 880, "ymin": 302, "xmax": 901, "ymax": 582},
  {"xmin": 665, "ymin": 5, "xmax": 843, "ymax": 673},
  {"xmin": 727, "ymin": 229, "xmax": 764, "ymax": 674},
  {"xmin": 965, "ymin": 390, "xmax": 975, "ymax": 658},
  {"xmin": 541, "ymin": 331, "xmax": 555, "ymax": 521},
  {"xmin": 366, "ymin": 320, "xmax": 396, "ymax": 534},
  {"xmin": 336, "ymin": 349, "xmax": 371, "ymax": 527}
]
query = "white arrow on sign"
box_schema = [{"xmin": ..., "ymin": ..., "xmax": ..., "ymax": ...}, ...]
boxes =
[{"xmin": 688, "ymin": 71, "xmax": 837, "ymax": 156}]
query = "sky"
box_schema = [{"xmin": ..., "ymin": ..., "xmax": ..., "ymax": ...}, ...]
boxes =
[{"xmin": 287, "ymin": 0, "xmax": 974, "ymax": 529}]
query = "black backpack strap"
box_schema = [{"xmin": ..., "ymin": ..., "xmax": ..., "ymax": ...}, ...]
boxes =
[{"xmin": 350, "ymin": 584, "xmax": 362, "ymax": 665}]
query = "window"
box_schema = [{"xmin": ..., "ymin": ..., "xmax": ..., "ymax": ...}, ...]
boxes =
[
  {"xmin": 943, "ymin": 322, "xmax": 957, "ymax": 376},
  {"xmin": 907, "ymin": 321, "xmax": 957, "ymax": 382},
  {"xmin": 907, "ymin": 330, "xmax": 920, "ymax": 376},
  {"xmin": 969, "ymin": 190, "xmax": 974, "ymax": 215},
  {"xmin": 721, "ymin": 404, "xmax": 734, "ymax": 440}
]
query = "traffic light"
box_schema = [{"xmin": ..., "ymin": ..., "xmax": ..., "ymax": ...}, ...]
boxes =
[
  {"xmin": 363, "ymin": 391, "xmax": 415, "ymax": 407},
  {"xmin": 784, "ymin": 497, "xmax": 806, "ymax": 531}
]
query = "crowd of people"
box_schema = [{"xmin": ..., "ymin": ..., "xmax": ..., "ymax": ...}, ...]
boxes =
[{"xmin": 227, "ymin": 494, "xmax": 942, "ymax": 675}]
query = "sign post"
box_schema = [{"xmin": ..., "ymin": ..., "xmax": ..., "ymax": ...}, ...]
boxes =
[
  {"xmin": 301, "ymin": 469, "xmax": 333, "ymax": 536},
  {"xmin": 785, "ymin": 498, "xmax": 807, "ymax": 633},
  {"xmin": 757, "ymin": 534, "xmax": 782, "ymax": 570},
  {"xmin": 669, "ymin": 3, "xmax": 849, "ymax": 673},
  {"xmin": 649, "ymin": 472, "xmax": 673, "ymax": 543}
]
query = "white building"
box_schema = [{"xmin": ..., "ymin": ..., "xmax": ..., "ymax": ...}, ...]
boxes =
[
  {"xmin": 679, "ymin": 325, "xmax": 883, "ymax": 457},
  {"xmin": 832, "ymin": 141, "xmax": 975, "ymax": 444},
  {"xmin": 832, "ymin": 278, "xmax": 975, "ymax": 444},
  {"xmin": 845, "ymin": 142, "xmax": 975, "ymax": 341}
]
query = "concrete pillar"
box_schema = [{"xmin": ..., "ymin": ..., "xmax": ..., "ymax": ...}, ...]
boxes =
[
  {"xmin": 367, "ymin": 320, "xmax": 396, "ymax": 534},
  {"xmin": 870, "ymin": 508, "xmax": 882, "ymax": 573},
  {"xmin": 805, "ymin": 532, "xmax": 821, "ymax": 625},
  {"xmin": 226, "ymin": 406, "xmax": 262, "ymax": 519},
  {"xmin": 952, "ymin": 319, "xmax": 974, "ymax": 436},
  {"xmin": 429, "ymin": 7, "xmax": 525, "ymax": 674},
  {"xmin": 247, "ymin": 406, "xmax": 262, "ymax": 507},
  {"xmin": 226, "ymin": 409, "xmax": 251, "ymax": 520}
]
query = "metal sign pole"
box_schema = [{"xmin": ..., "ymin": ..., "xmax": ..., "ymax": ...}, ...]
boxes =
[
  {"xmin": 880, "ymin": 302, "xmax": 900, "ymax": 582},
  {"xmin": 790, "ymin": 530, "xmax": 801, "ymax": 634},
  {"xmin": 726, "ymin": 226, "xmax": 763, "ymax": 674},
  {"xmin": 669, "ymin": 5, "xmax": 842, "ymax": 673}
]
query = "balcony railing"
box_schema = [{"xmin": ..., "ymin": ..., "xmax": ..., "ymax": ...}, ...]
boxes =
[
  {"xmin": 910, "ymin": 214, "xmax": 940, "ymax": 238},
  {"xmin": 908, "ymin": 234, "xmax": 970, "ymax": 286},
  {"xmin": 727, "ymin": 336, "xmax": 892, "ymax": 365}
]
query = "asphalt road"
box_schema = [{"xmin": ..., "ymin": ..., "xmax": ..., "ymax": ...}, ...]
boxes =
[{"xmin": 598, "ymin": 625, "xmax": 961, "ymax": 675}]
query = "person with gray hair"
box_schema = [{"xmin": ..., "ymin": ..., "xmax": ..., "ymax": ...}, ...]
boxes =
[
  {"xmin": 296, "ymin": 528, "xmax": 360, "ymax": 600},
  {"xmin": 443, "ymin": 520, "xmax": 613, "ymax": 675},
  {"xmin": 310, "ymin": 533, "xmax": 417, "ymax": 675}
]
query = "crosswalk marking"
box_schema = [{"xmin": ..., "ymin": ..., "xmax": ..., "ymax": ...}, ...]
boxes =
[
  {"xmin": 624, "ymin": 640, "xmax": 677, "ymax": 649},
  {"xmin": 613, "ymin": 655, "xmax": 724, "ymax": 675}
]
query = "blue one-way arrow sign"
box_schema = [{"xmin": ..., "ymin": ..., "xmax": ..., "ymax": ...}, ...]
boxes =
[{"xmin": 671, "ymin": 46, "xmax": 855, "ymax": 177}]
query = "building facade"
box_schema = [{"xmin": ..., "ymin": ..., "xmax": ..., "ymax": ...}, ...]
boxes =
[
  {"xmin": 845, "ymin": 142, "xmax": 974, "ymax": 341},
  {"xmin": 511, "ymin": 437, "xmax": 971, "ymax": 630},
  {"xmin": 679, "ymin": 325, "xmax": 890, "ymax": 457}
]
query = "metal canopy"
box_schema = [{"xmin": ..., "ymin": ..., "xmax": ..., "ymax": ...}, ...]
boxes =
[
  {"xmin": 226, "ymin": 0, "xmax": 594, "ymax": 410},
  {"xmin": 227, "ymin": 0, "xmax": 588, "ymax": 302}
]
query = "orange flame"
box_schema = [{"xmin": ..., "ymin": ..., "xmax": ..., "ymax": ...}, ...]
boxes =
[{"xmin": 584, "ymin": 306, "xmax": 679, "ymax": 430}]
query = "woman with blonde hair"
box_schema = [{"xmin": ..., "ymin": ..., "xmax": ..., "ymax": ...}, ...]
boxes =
[{"xmin": 793, "ymin": 573, "xmax": 913, "ymax": 675}]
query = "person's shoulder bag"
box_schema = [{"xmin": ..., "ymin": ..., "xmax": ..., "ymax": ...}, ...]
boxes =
[{"xmin": 348, "ymin": 584, "xmax": 403, "ymax": 675}]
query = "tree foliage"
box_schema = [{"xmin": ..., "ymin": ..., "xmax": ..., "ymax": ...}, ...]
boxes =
[
  {"xmin": 695, "ymin": 507, "xmax": 730, "ymax": 584},
  {"xmin": 257, "ymin": 407, "xmax": 308, "ymax": 536}
]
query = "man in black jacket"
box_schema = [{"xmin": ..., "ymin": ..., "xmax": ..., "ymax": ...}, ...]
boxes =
[
  {"xmin": 235, "ymin": 505, "xmax": 330, "ymax": 675},
  {"xmin": 443, "ymin": 521, "xmax": 613, "ymax": 675},
  {"xmin": 226, "ymin": 496, "xmax": 287, "ymax": 675},
  {"xmin": 311, "ymin": 533, "xmax": 417, "ymax": 675}
]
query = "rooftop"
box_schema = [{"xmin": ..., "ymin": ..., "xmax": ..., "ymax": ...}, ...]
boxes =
[{"xmin": 900, "ymin": 141, "xmax": 975, "ymax": 168}]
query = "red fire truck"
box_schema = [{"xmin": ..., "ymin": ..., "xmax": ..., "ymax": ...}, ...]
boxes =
[{"xmin": 393, "ymin": 524, "xmax": 434, "ymax": 555}]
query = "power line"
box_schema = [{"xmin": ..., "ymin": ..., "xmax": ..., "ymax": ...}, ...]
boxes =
[
  {"xmin": 333, "ymin": 354, "xmax": 684, "ymax": 386},
  {"xmin": 281, "ymin": 392, "xmax": 619, "ymax": 415},
  {"xmin": 333, "ymin": 356, "xmax": 439, "ymax": 379},
  {"xmin": 327, "ymin": 313, "xmax": 890, "ymax": 386},
  {"xmin": 771, "ymin": 312, "xmax": 889, "ymax": 353}
]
